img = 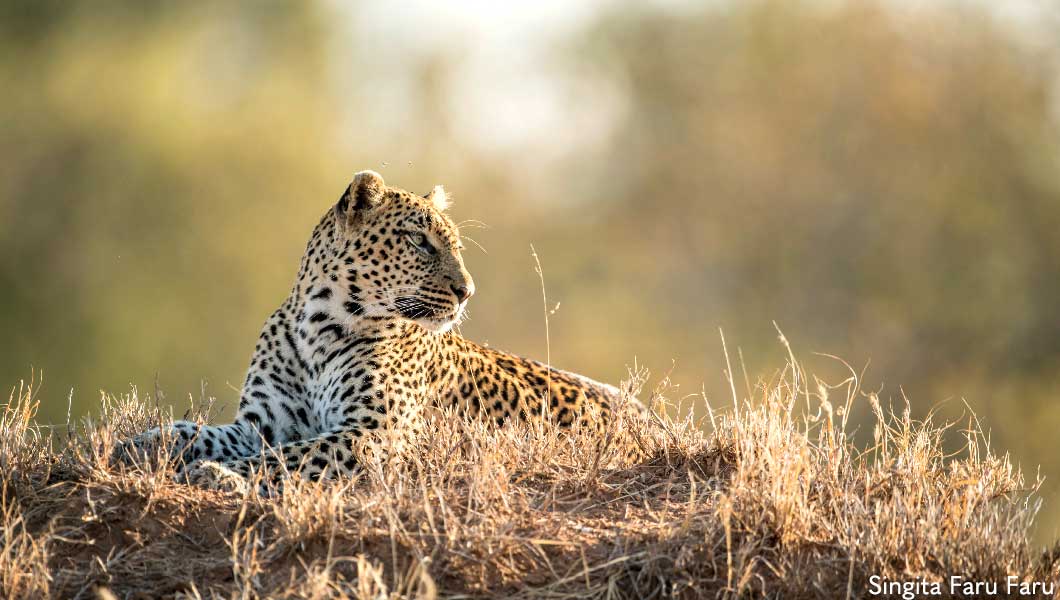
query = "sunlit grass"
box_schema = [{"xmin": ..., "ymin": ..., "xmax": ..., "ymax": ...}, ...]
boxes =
[{"xmin": 0, "ymin": 354, "xmax": 1053, "ymax": 598}]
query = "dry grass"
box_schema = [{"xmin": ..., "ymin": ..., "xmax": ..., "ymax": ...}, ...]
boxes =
[{"xmin": 1, "ymin": 355, "xmax": 1056, "ymax": 599}]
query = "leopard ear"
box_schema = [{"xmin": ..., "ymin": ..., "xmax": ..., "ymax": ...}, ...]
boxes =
[
  {"xmin": 427, "ymin": 184, "xmax": 450, "ymax": 211},
  {"xmin": 336, "ymin": 170, "xmax": 386, "ymax": 224}
]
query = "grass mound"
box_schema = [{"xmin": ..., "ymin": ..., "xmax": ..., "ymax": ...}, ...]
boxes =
[{"xmin": 1, "ymin": 357, "xmax": 1054, "ymax": 599}]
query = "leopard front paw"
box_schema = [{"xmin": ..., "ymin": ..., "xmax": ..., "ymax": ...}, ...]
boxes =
[
  {"xmin": 111, "ymin": 428, "xmax": 166, "ymax": 468},
  {"xmin": 178, "ymin": 461, "xmax": 250, "ymax": 494},
  {"xmin": 111, "ymin": 422, "xmax": 202, "ymax": 470}
]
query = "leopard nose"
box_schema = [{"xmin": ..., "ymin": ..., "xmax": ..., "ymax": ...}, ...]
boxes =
[{"xmin": 450, "ymin": 282, "xmax": 474, "ymax": 303}]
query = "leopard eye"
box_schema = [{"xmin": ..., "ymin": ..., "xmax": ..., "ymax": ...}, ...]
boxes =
[{"xmin": 406, "ymin": 231, "xmax": 436, "ymax": 255}]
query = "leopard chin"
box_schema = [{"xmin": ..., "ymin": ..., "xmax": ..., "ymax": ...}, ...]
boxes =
[
  {"xmin": 422, "ymin": 319, "xmax": 455, "ymax": 334},
  {"xmin": 416, "ymin": 302, "xmax": 466, "ymax": 333}
]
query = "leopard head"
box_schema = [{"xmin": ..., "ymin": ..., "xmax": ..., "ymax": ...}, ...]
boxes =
[{"xmin": 327, "ymin": 170, "xmax": 474, "ymax": 333}]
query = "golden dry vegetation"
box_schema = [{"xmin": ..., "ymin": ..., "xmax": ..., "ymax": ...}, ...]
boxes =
[{"xmin": 2, "ymin": 349, "xmax": 1053, "ymax": 599}]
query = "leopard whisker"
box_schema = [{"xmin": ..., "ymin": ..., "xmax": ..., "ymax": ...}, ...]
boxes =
[{"xmin": 461, "ymin": 234, "xmax": 488, "ymax": 255}]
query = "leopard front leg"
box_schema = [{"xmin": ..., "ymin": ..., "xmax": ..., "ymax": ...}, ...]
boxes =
[
  {"xmin": 177, "ymin": 427, "xmax": 388, "ymax": 493},
  {"xmin": 111, "ymin": 421, "xmax": 261, "ymax": 471},
  {"xmin": 176, "ymin": 350, "xmax": 423, "ymax": 491}
]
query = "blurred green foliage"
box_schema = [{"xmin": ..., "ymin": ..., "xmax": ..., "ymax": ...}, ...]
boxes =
[{"xmin": 3, "ymin": 0, "xmax": 1060, "ymax": 540}]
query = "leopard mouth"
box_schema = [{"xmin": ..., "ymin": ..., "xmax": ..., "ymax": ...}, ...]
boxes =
[
  {"xmin": 395, "ymin": 296, "xmax": 446, "ymax": 321},
  {"xmin": 395, "ymin": 296, "xmax": 462, "ymax": 330}
]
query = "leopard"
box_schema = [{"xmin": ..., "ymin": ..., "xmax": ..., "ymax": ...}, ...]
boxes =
[{"xmin": 113, "ymin": 170, "xmax": 646, "ymax": 492}]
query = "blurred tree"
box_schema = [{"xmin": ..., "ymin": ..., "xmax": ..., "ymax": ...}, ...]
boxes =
[
  {"xmin": 0, "ymin": 2, "xmax": 350, "ymax": 413},
  {"xmin": 2, "ymin": 0, "xmax": 1060, "ymax": 541}
]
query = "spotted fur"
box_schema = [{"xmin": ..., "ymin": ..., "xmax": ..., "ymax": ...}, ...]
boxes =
[{"xmin": 114, "ymin": 171, "xmax": 644, "ymax": 491}]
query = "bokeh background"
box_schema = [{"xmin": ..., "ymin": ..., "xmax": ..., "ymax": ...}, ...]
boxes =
[{"xmin": 3, "ymin": 0, "xmax": 1060, "ymax": 541}]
